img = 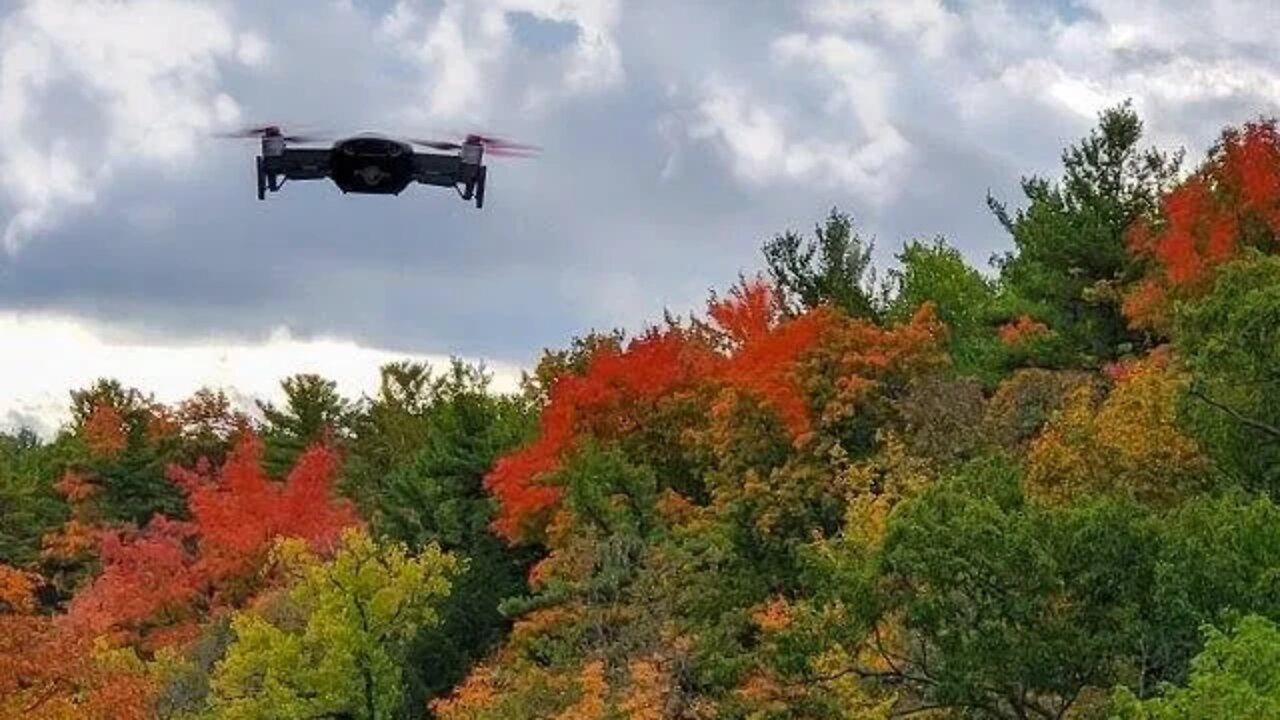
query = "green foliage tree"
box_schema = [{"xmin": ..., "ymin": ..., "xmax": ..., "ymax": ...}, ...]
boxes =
[
  {"xmin": 868, "ymin": 459, "xmax": 1164, "ymax": 719},
  {"xmin": 364, "ymin": 360, "xmax": 536, "ymax": 708},
  {"xmin": 763, "ymin": 207, "xmax": 881, "ymax": 320},
  {"xmin": 1111, "ymin": 615, "xmax": 1280, "ymax": 719},
  {"xmin": 343, "ymin": 362, "xmax": 437, "ymax": 512},
  {"xmin": 887, "ymin": 237, "xmax": 1005, "ymax": 383},
  {"xmin": 258, "ymin": 373, "xmax": 353, "ymax": 479},
  {"xmin": 209, "ymin": 528, "xmax": 457, "ymax": 720},
  {"xmin": 67, "ymin": 378, "xmax": 187, "ymax": 525},
  {"xmin": 0, "ymin": 430, "xmax": 67, "ymax": 566},
  {"xmin": 989, "ymin": 100, "xmax": 1183, "ymax": 363},
  {"xmin": 1172, "ymin": 252, "xmax": 1280, "ymax": 493},
  {"xmin": 1146, "ymin": 494, "xmax": 1280, "ymax": 686}
]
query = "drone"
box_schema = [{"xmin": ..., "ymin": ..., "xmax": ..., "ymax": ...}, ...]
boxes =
[{"xmin": 216, "ymin": 125, "xmax": 539, "ymax": 208}]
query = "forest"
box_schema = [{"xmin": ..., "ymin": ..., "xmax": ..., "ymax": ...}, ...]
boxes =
[{"xmin": 4, "ymin": 102, "xmax": 1280, "ymax": 719}]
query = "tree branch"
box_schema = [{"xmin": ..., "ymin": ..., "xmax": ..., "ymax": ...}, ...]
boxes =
[{"xmin": 1188, "ymin": 387, "xmax": 1280, "ymax": 439}]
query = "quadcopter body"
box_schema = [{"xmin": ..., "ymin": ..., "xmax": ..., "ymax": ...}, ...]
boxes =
[{"xmin": 227, "ymin": 126, "xmax": 537, "ymax": 208}]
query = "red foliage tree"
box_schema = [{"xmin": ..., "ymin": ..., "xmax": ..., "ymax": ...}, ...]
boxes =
[
  {"xmin": 67, "ymin": 433, "xmax": 360, "ymax": 648},
  {"xmin": 707, "ymin": 281, "xmax": 836, "ymax": 438},
  {"xmin": 485, "ymin": 328, "xmax": 705, "ymax": 542},
  {"xmin": 1125, "ymin": 120, "xmax": 1280, "ymax": 330},
  {"xmin": 483, "ymin": 280, "xmax": 939, "ymax": 544}
]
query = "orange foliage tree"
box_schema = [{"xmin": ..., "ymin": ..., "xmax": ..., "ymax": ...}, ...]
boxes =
[
  {"xmin": 0, "ymin": 615, "xmax": 158, "ymax": 720},
  {"xmin": 998, "ymin": 314, "xmax": 1052, "ymax": 346},
  {"xmin": 0, "ymin": 558, "xmax": 156, "ymax": 720}
]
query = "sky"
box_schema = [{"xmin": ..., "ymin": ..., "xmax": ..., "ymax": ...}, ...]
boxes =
[{"xmin": 2, "ymin": 0, "xmax": 1280, "ymax": 436}]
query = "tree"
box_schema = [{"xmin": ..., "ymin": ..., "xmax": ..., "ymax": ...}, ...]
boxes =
[
  {"xmin": 892, "ymin": 374, "xmax": 989, "ymax": 464},
  {"xmin": 1124, "ymin": 119, "xmax": 1280, "ymax": 334},
  {"xmin": 990, "ymin": 100, "xmax": 1183, "ymax": 362},
  {"xmin": 0, "ymin": 614, "xmax": 159, "ymax": 720},
  {"xmin": 1111, "ymin": 615, "xmax": 1280, "ymax": 719},
  {"xmin": 762, "ymin": 208, "xmax": 881, "ymax": 320},
  {"xmin": 342, "ymin": 361, "xmax": 437, "ymax": 514},
  {"xmin": 0, "ymin": 431, "xmax": 67, "ymax": 567},
  {"xmin": 364, "ymin": 360, "xmax": 536, "ymax": 709},
  {"xmin": 258, "ymin": 374, "xmax": 353, "ymax": 479},
  {"xmin": 1172, "ymin": 252, "xmax": 1280, "ymax": 493},
  {"xmin": 886, "ymin": 237, "xmax": 1004, "ymax": 383},
  {"xmin": 520, "ymin": 329, "xmax": 627, "ymax": 408},
  {"xmin": 981, "ymin": 368, "xmax": 1099, "ymax": 452},
  {"xmin": 171, "ymin": 388, "xmax": 251, "ymax": 469},
  {"xmin": 0, "ymin": 570, "xmax": 158, "ymax": 720},
  {"xmin": 1024, "ymin": 351, "xmax": 1214, "ymax": 507},
  {"xmin": 65, "ymin": 379, "xmax": 187, "ymax": 526},
  {"xmin": 68, "ymin": 434, "xmax": 360, "ymax": 648},
  {"xmin": 865, "ymin": 461, "xmax": 1165, "ymax": 719},
  {"xmin": 208, "ymin": 528, "xmax": 457, "ymax": 720}
]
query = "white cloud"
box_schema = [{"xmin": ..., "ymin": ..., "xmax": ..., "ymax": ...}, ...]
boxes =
[
  {"xmin": 675, "ymin": 0, "xmax": 1280, "ymax": 205},
  {"xmin": 0, "ymin": 313, "xmax": 522, "ymax": 439},
  {"xmin": 0, "ymin": 0, "xmax": 263, "ymax": 252},
  {"xmin": 680, "ymin": 28, "xmax": 913, "ymax": 205},
  {"xmin": 986, "ymin": 59, "xmax": 1126, "ymax": 120},
  {"xmin": 235, "ymin": 31, "xmax": 271, "ymax": 67},
  {"xmin": 687, "ymin": 79, "xmax": 911, "ymax": 205},
  {"xmin": 803, "ymin": 0, "xmax": 958, "ymax": 59},
  {"xmin": 382, "ymin": 0, "xmax": 622, "ymax": 126}
]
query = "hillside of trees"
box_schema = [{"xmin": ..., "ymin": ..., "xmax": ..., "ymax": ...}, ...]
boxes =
[{"xmin": 5, "ymin": 102, "xmax": 1280, "ymax": 718}]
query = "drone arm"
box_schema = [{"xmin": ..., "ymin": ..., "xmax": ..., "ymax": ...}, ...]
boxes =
[
  {"xmin": 268, "ymin": 149, "xmax": 331, "ymax": 180},
  {"xmin": 410, "ymin": 153, "xmax": 465, "ymax": 188}
]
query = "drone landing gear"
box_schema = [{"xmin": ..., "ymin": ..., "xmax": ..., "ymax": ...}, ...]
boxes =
[
  {"xmin": 256, "ymin": 157, "xmax": 285, "ymax": 200},
  {"xmin": 457, "ymin": 167, "xmax": 487, "ymax": 209}
]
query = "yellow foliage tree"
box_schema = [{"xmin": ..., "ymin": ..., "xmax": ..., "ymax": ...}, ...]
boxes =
[{"xmin": 1026, "ymin": 354, "xmax": 1213, "ymax": 505}]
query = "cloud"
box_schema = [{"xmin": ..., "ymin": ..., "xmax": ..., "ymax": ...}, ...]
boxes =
[
  {"xmin": 379, "ymin": 0, "xmax": 622, "ymax": 126},
  {"xmin": 0, "ymin": 0, "xmax": 265, "ymax": 251},
  {"xmin": 685, "ymin": 76, "xmax": 911, "ymax": 206},
  {"xmin": 802, "ymin": 0, "xmax": 959, "ymax": 59},
  {"xmin": 5, "ymin": 0, "xmax": 1280, "ymax": 429},
  {"xmin": 0, "ymin": 312, "xmax": 522, "ymax": 438}
]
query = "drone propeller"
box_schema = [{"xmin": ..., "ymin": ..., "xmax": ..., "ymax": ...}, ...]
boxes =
[
  {"xmin": 213, "ymin": 124, "xmax": 330, "ymax": 143},
  {"xmin": 407, "ymin": 133, "xmax": 541, "ymax": 157},
  {"xmin": 407, "ymin": 138, "xmax": 462, "ymax": 151},
  {"xmin": 466, "ymin": 134, "xmax": 541, "ymax": 152}
]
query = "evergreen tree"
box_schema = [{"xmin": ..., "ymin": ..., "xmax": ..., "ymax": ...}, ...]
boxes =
[
  {"xmin": 762, "ymin": 207, "xmax": 881, "ymax": 320},
  {"xmin": 989, "ymin": 100, "xmax": 1182, "ymax": 363},
  {"xmin": 257, "ymin": 373, "xmax": 352, "ymax": 479}
]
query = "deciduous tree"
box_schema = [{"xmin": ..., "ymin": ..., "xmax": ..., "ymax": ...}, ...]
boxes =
[{"xmin": 208, "ymin": 528, "xmax": 457, "ymax": 720}]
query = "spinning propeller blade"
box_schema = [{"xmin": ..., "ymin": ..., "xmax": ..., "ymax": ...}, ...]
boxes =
[
  {"xmin": 483, "ymin": 146, "xmax": 540, "ymax": 158},
  {"xmin": 466, "ymin": 134, "xmax": 541, "ymax": 153},
  {"xmin": 408, "ymin": 131, "xmax": 540, "ymax": 157},
  {"xmin": 213, "ymin": 124, "xmax": 330, "ymax": 143},
  {"xmin": 406, "ymin": 138, "xmax": 462, "ymax": 151}
]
